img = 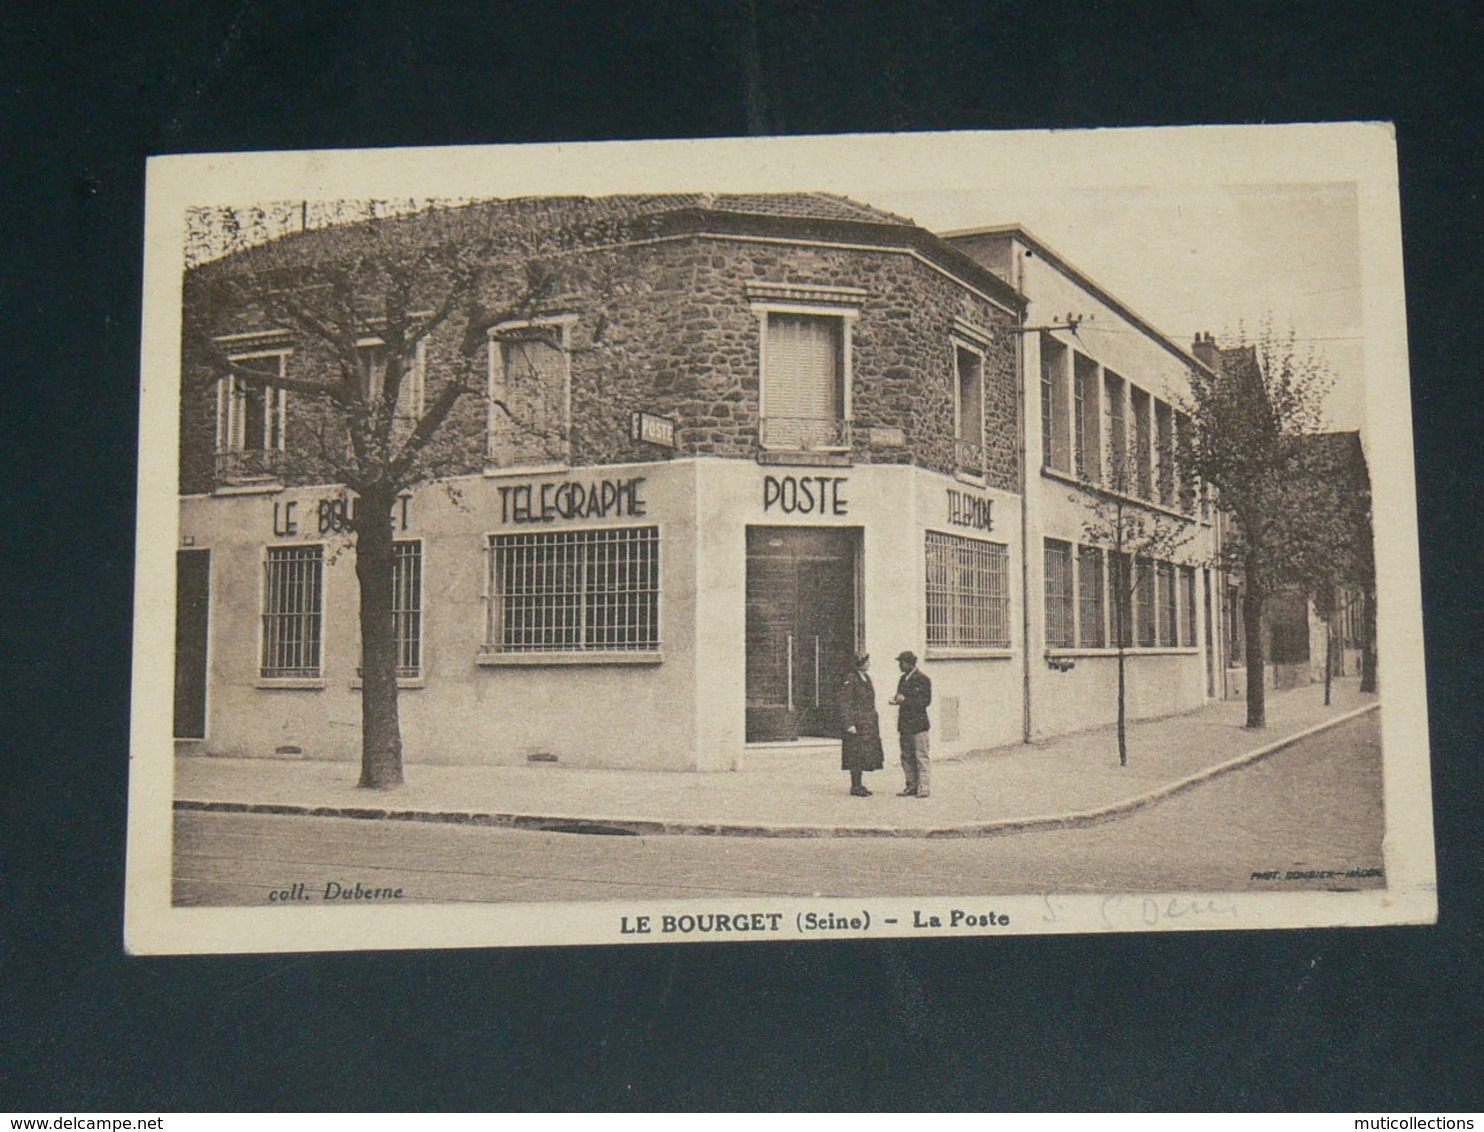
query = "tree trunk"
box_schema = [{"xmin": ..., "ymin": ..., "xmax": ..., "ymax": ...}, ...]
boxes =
[
  {"xmin": 1113, "ymin": 570, "xmax": 1129, "ymax": 767},
  {"xmin": 1116, "ymin": 642, "xmax": 1128, "ymax": 767},
  {"xmin": 354, "ymin": 485, "xmax": 405, "ymax": 789},
  {"xmin": 1242, "ymin": 572, "xmax": 1266, "ymax": 729},
  {"xmin": 1360, "ymin": 586, "xmax": 1378, "ymax": 693},
  {"xmin": 1323, "ymin": 612, "xmax": 1333, "ymax": 707}
]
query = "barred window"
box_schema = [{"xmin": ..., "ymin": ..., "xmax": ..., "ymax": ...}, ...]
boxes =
[
  {"xmin": 262, "ymin": 545, "xmax": 323, "ymax": 678},
  {"xmin": 1134, "ymin": 556, "xmax": 1157, "ymax": 648},
  {"xmin": 1078, "ymin": 545, "xmax": 1106, "ymax": 648},
  {"xmin": 487, "ymin": 526, "xmax": 660, "ymax": 653},
  {"xmin": 926, "ymin": 531, "xmax": 1011, "ymax": 649},
  {"xmin": 1180, "ymin": 565, "xmax": 1199, "ymax": 648},
  {"xmin": 1044, "ymin": 539, "xmax": 1075, "ymax": 649},
  {"xmin": 1157, "ymin": 561, "xmax": 1178, "ymax": 647},
  {"xmin": 393, "ymin": 540, "xmax": 423, "ymax": 676}
]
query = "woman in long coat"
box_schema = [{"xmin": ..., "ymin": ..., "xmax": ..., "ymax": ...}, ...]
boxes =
[{"xmin": 839, "ymin": 653, "xmax": 885, "ymax": 796}]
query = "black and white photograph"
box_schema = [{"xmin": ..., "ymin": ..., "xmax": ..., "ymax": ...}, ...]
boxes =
[{"xmin": 125, "ymin": 125, "xmax": 1433, "ymax": 954}]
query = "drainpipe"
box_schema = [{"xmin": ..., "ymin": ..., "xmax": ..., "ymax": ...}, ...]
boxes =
[{"xmin": 1016, "ymin": 249, "xmax": 1032, "ymax": 745}]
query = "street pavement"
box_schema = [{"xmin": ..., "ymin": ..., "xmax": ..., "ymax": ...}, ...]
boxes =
[
  {"xmin": 174, "ymin": 679, "xmax": 1379, "ymax": 838},
  {"xmin": 174, "ymin": 715, "xmax": 1385, "ymax": 905}
]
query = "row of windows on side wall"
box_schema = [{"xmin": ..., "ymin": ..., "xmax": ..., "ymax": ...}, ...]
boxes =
[
  {"xmin": 1040, "ymin": 335, "xmax": 1205, "ymax": 516},
  {"xmin": 1043, "ymin": 539, "xmax": 1200, "ymax": 652}
]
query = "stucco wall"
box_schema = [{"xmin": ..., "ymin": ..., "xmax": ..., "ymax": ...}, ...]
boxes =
[
  {"xmin": 954, "ymin": 232, "xmax": 1223, "ymax": 739},
  {"xmin": 692, "ymin": 461, "xmax": 1025, "ymax": 770},
  {"xmin": 179, "ymin": 457, "xmax": 1026, "ymax": 772},
  {"xmin": 179, "ymin": 460, "xmax": 702, "ymax": 769}
]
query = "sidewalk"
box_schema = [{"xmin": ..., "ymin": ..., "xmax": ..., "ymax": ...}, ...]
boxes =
[{"xmin": 174, "ymin": 681, "xmax": 1379, "ymax": 838}]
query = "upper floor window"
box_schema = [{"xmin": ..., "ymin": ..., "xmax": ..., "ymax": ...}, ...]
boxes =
[
  {"xmin": 1040, "ymin": 335, "xmax": 1071, "ymax": 472},
  {"xmin": 1073, "ymin": 353, "xmax": 1101, "ymax": 481},
  {"xmin": 1103, "ymin": 370, "xmax": 1128, "ymax": 489},
  {"xmin": 953, "ymin": 342, "xmax": 986, "ymax": 477},
  {"xmin": 218, "ymin": 350, "xmax": 288, "ymax": 482},
  {"xmin": 1131, "ymin": 387, "xmax": 1154, "ymax": 501},
  {"xmin": 1155, "ymin": 399, "xmax": 1176, "ymax": 509},
  {"xmin": 759, "ymin": 310, "xmax": 850, "ymax": 451},
  {"xmin": 1175, "ymin": 410, "xmax": 1198, "ymax": 515},
  {"xmin": 488, "ymin": 317, "xmax": 574, "ymax": 470},
  {"xmin": 357, "ymin": 338, "xmax": 426, "ymax": 424},
  {"xmin": 746, "ymin": 283, "xmax": 864, "ymax": 456}
]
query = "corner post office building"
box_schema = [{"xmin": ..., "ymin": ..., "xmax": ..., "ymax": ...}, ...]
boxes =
[{"xmin": 174, "ymin": 195, "xmax": 1224, "ymax": 771}]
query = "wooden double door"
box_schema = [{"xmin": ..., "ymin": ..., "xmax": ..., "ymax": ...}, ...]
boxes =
[{"xmin": 745, "ymin": 526, "xmax": 861, "ymax": 742}]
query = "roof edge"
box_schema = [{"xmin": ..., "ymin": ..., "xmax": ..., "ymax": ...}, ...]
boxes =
[
  {"xmin": 667, "ymin": 207, "xmax": 1027, "ymax": 314},
  {"xmin": 942, "ymin": 223, "xmax": 1210, "ymax": 373}
]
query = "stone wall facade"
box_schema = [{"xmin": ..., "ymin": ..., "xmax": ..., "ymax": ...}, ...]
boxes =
[{"xmin": 180, "ymin": 197, "xmax": 1024, "ymax": 496}]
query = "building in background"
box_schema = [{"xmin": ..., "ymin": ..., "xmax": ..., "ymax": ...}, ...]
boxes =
[{"xmin": 1211, "ymin": 427, "xmax": 1375, "ymax": 698}]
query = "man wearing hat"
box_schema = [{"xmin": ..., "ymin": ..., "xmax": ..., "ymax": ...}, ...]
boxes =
[{"xmin": 889, "ymin": 650, "xmax": 933, "ymax": 798}]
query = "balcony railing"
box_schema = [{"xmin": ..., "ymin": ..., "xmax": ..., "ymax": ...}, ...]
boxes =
[
  {"xmin": 759, "ymin": 416, "xmax": 852, "ymax": 452},
  {"xmin": 215, "ymin": 448, "xmax": 284, "ymax": 483}
]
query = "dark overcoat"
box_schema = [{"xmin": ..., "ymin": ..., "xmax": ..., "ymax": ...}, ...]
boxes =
[
  {"xmin": 838, "ymin": 670, "xmax": 886, "ymax": 771},
  {"xmin": 895, "ymin": 668, "xmax": 932, "ymax": 734}
]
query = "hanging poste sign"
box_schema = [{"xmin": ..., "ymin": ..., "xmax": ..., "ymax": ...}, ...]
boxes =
[{"xmin": 631, "ymin": 410, "xmax": 677, "ymax": 448}]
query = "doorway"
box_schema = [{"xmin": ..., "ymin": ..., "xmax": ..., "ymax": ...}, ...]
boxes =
[
  {"xmin": 745, "ymin": 526, "xmax": 861, "ymax": 742},
  {"xmin": 174, "ymin": 548, "xmax": 211, "ymax": 740}
]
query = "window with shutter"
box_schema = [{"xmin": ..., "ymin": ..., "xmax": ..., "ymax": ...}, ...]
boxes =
[
  {"xmin": 356, "ymin": 339, "xmax": 426, "ymax": 425},
  {"xmin": 488, "ymin": 319, "xmax": 573, "ymax": 469},
  {"xmin": 760, "ymin": 312, "xmax": 847, "ymax": 450}
]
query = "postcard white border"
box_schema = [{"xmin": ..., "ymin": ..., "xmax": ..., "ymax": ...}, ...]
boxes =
[{"xmin": 127, "ymin": 124, "xmax": 1435, "ymax": 954}]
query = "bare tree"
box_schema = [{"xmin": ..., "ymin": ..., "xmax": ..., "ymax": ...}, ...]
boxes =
[
  {"xmin": 1075, "ymin": 453, "xmax": 1196, "ymax": 766},
  {"xmin": 1182, "ymin": 325, "xmax": 1333, "ymax": 728},
  {"xmin": 182, "ymin": 201, "xmax": 586, "ymax": 788},
  {"xmin": 1285, "ymin": 433, "xmax": 1376, "ymax": 705}
]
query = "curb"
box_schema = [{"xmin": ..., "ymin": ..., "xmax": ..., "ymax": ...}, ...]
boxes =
[{"xmin": 174, "ymin": 702, "xmax": 1380, "ymax": 840}]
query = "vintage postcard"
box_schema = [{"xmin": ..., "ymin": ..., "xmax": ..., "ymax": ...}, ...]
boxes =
[{"xmin": 125, "ymin": 124, "xmax": 1434, "ymax": 954}]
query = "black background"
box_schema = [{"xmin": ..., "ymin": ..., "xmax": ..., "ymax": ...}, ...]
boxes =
[{"xmin": 3, "ymin": 0, "xmax": 1481, "ymax": 1111}]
